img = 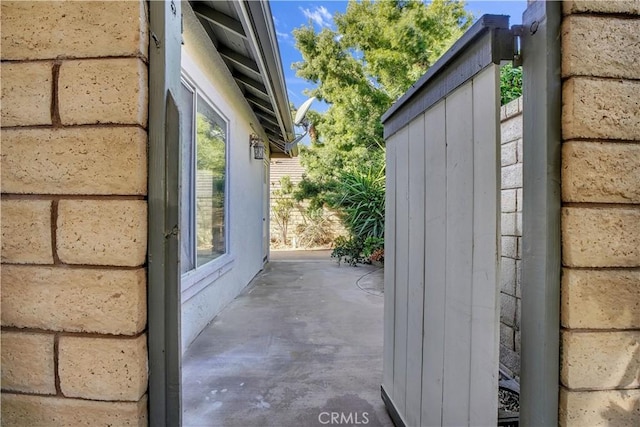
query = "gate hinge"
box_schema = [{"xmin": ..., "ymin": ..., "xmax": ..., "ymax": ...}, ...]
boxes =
[{"xmin": 511, "ymin": 25, "xmax": 525, "ymax": 67}]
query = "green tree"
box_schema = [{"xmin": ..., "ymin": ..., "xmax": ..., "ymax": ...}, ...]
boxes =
[
  {"xmin": 293, "ymin": 0, "xmax": 472, "ymax": 182},
  {"xmin": 271, "ymin": 176, "xmax": 296, "ymax": 245}
]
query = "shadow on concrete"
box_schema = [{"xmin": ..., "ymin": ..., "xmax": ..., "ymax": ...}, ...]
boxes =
[{"xmin": 182, "ymin": 257, "xmax": 391, "ymax": 427}]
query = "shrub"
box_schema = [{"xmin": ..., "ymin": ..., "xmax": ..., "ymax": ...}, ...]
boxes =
[
  {"xmin": 271, "ymin": 176, "xmax": 296, "ymax": 245},
  {"xmin": 329, "ymin": 165, "xmax": 385, "ymax": 265},
  {"xmin": 295, "ymin": 207, "xmax": 333, "ymax": 248},
  {"xmin": 331, "ymin": 166, "xmax": 385, "ymax": 242},
  {"xmin": 331, "ymin": 236, "xmax": 365, "ymax": 266},
  {"xmin": 363, "ymin": 236, "xmax": 384, "ymax": 263}
]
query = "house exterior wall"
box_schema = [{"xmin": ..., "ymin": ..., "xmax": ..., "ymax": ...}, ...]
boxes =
[
  {"xmin": 560, "ymin": 1, "xmax": 640, "ymax": 425},
  {"xmin": 1, "ymin": 1, "xmax": 149, "ymax": 424},
  {"xmin": 499, "ymin": 97, "xmax": 523, "ymax": 377},
  {"xmin": 180, "ymin": 5, "xmax": 269, "ymax": 351}
]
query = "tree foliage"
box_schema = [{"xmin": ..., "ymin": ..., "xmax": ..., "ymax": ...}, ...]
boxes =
[
  {"xmin": 500, "ymin": 64, "xmax": 523, "ymax": 105},
  {"xmin": 293, "ymin": 0, "xmax": 472, "ymax": 182}
]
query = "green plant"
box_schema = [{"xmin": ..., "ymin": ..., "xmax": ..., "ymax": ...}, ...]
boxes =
[
  {"xmin": 293, "ymin": 175, "xmax": 336, "ymax": 211},
  {"xmin": 271, "ymin": 176, "xmax": 296, "ymax": 245},
  {"xmin": 331, "ymin": 165, "xmax": 385, "ymax": 242},
  {"xmin": 295, "ymin": 207, "xmax": 333, "ymax": 248},
  {"xmin": 331, "ymin": 236, "xmax": 365, "ymax": 266},
  {"xmin": 363, "ymin": 236, "xmax": 385, "ymax": 263},
  {"xmin": 500, "ymin": 64, "xmax": 523, "ymax": 105}
]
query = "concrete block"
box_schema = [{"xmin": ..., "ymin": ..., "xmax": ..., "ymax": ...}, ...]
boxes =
[
  {"xmin": 0, "ymin": 62, "xmax": 52, "ymax": 126},
  {"xmin": 501, "ymin": 114, "xmax": 523, "ymax": 144},
  {"xmin": 502, "ymin": 189, "xmax": 516, "ymax": 213},
  {"xmin": 501, "ymin": 97, "xmax": 522, "ymax": 121},
  {"xmin": 1, "ymin": 393, "xmax": 147, "ymax": 426},
  {"xmin": 501, "ymin": 257, "xmax": 517, "ymax": 296},
  {"xmin": 560, "ymin": 388, "xmax": 640, "ymax": 427},
  {"xmin": 516, "ymin": 189, "xmax": 523, "ymax": 212},
  {"xmin": 515, "ymin": 330, "xmax": 521, "ymax": 354},
  {"xmin": 1, "ymin": 200, "xmax": 53, "ymax": 264},
  {"xmin": 562, "ymin": 141, "xmax": 640, "ymax": 203},
  {"xmin": 562, "ymin": 15, "xmax": 640, "ymax": 79},
  {"xmin": 515, "ymin": 259, "xmax": 522, "ymax": 298},
  {"xmin": 0, "ymin": 1, "xmax": 148, "ymax": 60},
  {"xmin": 561, "ymin": 330, "xmax": 640, "ymax": 389},
  {"xmin": 1, "ymin": 265, "xmax": 146, "ymax": 335},
  {"xmin": 500, "ymin": 293, "xmax": 517, "ymax": 327},
  {"xmin": 58, "ymin": 335, "xmax": 147, "ymax": 401},
  {"xmin": 502, "ymin": 213, "xmax": 517, "ymax": 237},
  {"xmin": 501, "ymin": 236, "xmax": 518, "ymax": 259},
  {"xmin": 500, "ymin": 322, "xmax": 515, "ymax": 350},
  {"xmin": 516, "ymin": 138, "xmax": 523, "ymax": 163},
  {"xmin": 563, "ymin": 77, "xmax": 640, "ymax": 141},
  {"xmin": 562, "ymin": 268, "xmax": 640, "ymax": 329},
  {"xmin": 58, "ymin": 58, "xmax": 147, "ymax": 126},
  {"xmin": 563, "ymin": 1, "xmax": 640, "ymax": 15},
  {"xmin": 57, "ymin": 200, "xmax": 147, "ymax": 267},
  {"xmin": 499, "ymin": 344, "xmax": 520, "ymax": 378},
  {"xmin": 515, "ymin": 298, "xmax": 521, "ymax": 330},
  {"xmin": 501, "ymin": 163, "xmax": 522, "ymax": 190},
  {"xmin": 501, "ymin": 141, "xmax": 517, "ymax": 166},
  {"xmin": 562, "ymin": 207, "xmax": 640, "ymax": 267},
  {"xmin": 1, "ymin": 332, "xmax": 55, "ymax": 395},
  {"xmin": 516, "ymin": 213, "xmax": 522, "ymax": 236},
  {"xmin": 1, "ymin": 127, "xmax": 147, "ymax": 195}
]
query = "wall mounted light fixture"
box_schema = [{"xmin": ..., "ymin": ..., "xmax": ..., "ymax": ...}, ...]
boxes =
[{"xmin": 250, "ymin": 134, "xmax": 265, "ymax": 160}]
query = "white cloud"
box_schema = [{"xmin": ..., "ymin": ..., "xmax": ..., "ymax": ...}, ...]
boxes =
[
  {"xmin": 276, "ymin": 30, "xmax": 290, "ymax": 40},
  {"xmin": 300, "ymin": 6, "xmax": 333, "ymax": 28}
]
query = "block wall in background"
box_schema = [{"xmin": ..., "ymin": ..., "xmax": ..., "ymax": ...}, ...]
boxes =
[{"xmin": 499, "ymin": 97, "xmax": 523, "ymax": 378}]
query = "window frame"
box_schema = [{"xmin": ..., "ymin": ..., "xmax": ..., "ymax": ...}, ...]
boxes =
[{"xmin": 179, "ymin": 70, "xmax": 234, "ymax": 298}]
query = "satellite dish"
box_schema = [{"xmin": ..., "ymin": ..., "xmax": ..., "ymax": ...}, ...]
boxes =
[
  {"xmin": 285, "ymin": 97, "xmax": 316, "ymax": 155},
  {"xmin": 294, "ymin": 97, "xmax": 315, "ymax": 126}
]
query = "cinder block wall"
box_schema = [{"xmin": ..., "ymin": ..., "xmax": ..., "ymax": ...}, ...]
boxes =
[
  {"xmin": 499, "ymin": 97, "xmax": 523, "ymax": 377},
  {"xmin": 560, "ymin": 1, "xmax": 640, "ymax": 425},
  {"xmin": 1, "ymin": 2, "xmax": 149, "ymax": 424}
]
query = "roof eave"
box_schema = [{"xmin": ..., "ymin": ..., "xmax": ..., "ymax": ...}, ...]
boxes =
[{"xmin": 237, "ymin": 1, "xmax": 295, "ymax": 146}]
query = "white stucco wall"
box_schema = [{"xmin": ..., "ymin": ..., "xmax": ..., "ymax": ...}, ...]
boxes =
[{"xmin": 180, "ymin": 6, "xmax": 270, "ymax": 352}]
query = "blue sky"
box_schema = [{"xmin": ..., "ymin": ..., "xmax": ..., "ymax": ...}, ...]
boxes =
[{"xmin": 271, "ymin": 0, "xmax": 526, "ymax": 113}]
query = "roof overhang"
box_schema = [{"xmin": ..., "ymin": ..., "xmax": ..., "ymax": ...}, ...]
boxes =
[{"xmin": 190, "ymin": 0, "xmax": 295, "ymax": 155}]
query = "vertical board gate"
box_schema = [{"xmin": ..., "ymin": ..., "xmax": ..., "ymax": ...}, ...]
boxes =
[{"xmin": 381, "ymin": 16, "xmax": 514, "ymax": 426}]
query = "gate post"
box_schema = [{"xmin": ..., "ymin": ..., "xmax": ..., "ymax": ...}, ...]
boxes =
[
  {"xmin": 520, "ymin": 1, "xmax": 562, "ymax": 426},
  {"xmin": 148, "ymin": 1, "xmax": 183, "ymax": 425}
]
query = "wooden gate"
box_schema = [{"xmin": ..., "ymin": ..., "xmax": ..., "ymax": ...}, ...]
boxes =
[{"xmin": 381, "ymin": 15, "xmax": 514, "ymax": 426}]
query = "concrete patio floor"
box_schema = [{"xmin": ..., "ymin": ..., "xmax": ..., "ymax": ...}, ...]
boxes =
[{"xmin": 182, "ymin": 252, "xmax": 393, "ymax": 427}]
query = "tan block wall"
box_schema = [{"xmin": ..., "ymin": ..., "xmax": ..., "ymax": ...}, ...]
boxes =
[
  {"xmin": 561, "ymin": 2, "xmax": 640, "ymax": 425},
  {"xmin": 0, "ymin": 1, "xmax": 149, "ymax": 424},
  {"xmin": 499, "ymin": 97, "xmax": 523, "ymax": 378}
]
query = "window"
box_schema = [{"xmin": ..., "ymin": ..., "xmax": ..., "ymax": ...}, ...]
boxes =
[{"xmin": 179, "ymin": 79, "xmax": 227, "ymax": 275}]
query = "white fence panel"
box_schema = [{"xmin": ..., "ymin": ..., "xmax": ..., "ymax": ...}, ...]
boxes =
[{"xmin": 381, "ymin": 16, "xmax": 509, "ymax": 424}]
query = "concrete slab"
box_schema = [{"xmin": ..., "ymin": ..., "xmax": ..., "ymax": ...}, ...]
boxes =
[
  {"xmin": 182, "ymin": 261, "xmax": 391, "ymax": 427},
  {"xmin": 269, "ymin": 249, "xmax": 333, "ymax": 261}
]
